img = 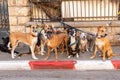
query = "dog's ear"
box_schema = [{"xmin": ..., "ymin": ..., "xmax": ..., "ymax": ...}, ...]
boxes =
[
  {"xmin": 50, "ymin": 25, "xmax": 56, "ymax": 34},
  {"xmin": 41, "ymin": 22, "xmax": 47, "ymax": 29},
  {"xmin": 98, "ymin": 26, "xmax": 107, "ymax": 29},
  {"xmin": 37, "ymin": 24, "xmax": 39, "ymax": 27},
  {"xmin": 63, "ymin": 27, "xmax": 68, "ymax": 31},
  {"xmin": 98, "ymin": 26, "xmax": 103, "ymax": 31},
  {"xmin": 104, "ymin": 26, "xmax": 107, "ymax": 29},
  {"xmin": 98, "ymin": 26, "xmax": 102, "ymax": 30}
]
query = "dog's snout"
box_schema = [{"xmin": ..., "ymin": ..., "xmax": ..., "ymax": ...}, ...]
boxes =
[
  {"xmin": 105, "ymin": 33, "xmax": 107, "ymax": 36},
  {"xmin": 33, "ymin": 27, "xmax": 37, "ymax": 32}
]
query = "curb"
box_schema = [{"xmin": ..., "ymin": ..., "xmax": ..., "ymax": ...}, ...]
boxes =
[
  {"xmin": 75, "ymin": 60, "xmax": 114, "ymax": 70},
  {"xmin": 0, "ymin": 60, "xmax": 120, "ymax": 70},
  {"xmin": 0, "ymin": 60, "xmax": 30, "ymax": 70},
  {"xmin": 29, "ymin": 60, "xmax": 75, "ymax": 70}
]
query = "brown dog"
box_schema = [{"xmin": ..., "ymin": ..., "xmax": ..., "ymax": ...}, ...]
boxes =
[
  {"xmin": 90, "ymin": 26, "xmax": 120, "ymax": 60},
  {"xmin": 45, "ymin": 26, "xmax": 68, "ymax": 60},
  {"xmin": 9, "ymin": 24, "xmax": 38, "ymax": 59}
]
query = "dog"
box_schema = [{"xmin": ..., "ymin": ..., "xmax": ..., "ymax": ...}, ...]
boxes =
[
  {"xmin": 87, "ymin": 34, "xmax": 96, "ymax": 52},
  {"xmin": 0, "ymin": 37, "xmax": 19, "ymax": 54},
  {"xmin": 67, "ymin": 28, "xmax": 80, "ymax": 58},
  {"xmin": 34, "ymin": 29, "xmax": 47, "ymax": 55},
  {"xmin": 34, "ymin": 23, "xmax": 52, "ymax": 55},
  {"xmin": 9, "ymin": 24, "xmax": 38, "ymax": 59},
  {"xmin": 44, "ymin": 25, "xmax": 68, "ymax": 60},
  {"xmin": 79, "ymin": 33, "xmax": 89, "ymax": 53},
  {"xmin": 90, "ymin": 26, "xmax": 120, "ymax": 60}
]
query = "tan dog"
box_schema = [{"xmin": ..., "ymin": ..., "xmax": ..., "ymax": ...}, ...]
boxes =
[
  {"xmin": 9, "ymin": 24, "xmax": 38, "ymax": 59},
  {"xmin": 79, "ymin": 33, "xmax": 89, "ymax": 53},
  {"xmin": 90, "ymin": 26, "xmax": 120, "ymax": 60},
  {"xmin": 44, "ymin": 26, "xmax": 68, "ymax": 60}
]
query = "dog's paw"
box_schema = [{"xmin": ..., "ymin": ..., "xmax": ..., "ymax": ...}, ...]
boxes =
[
  {"xmin": 102, "ymin": 58, "xmax": 106, "ymax": 61},
  {"xmin": 41, "ymin": 53, "xmax": 45, "ymax": 56},
  {"xmin": 14, "ymin": 53, "xmax": 18, "ymax": 57},
  {"xmin": 68, "ymin": 55, "xmax": 71, "ymax": 59},
  {"xmin": 82, "ymin": 51, "xmax": 85, "ymax": 53},
  {"xmin": 61, "ymin": 52, "xmax": 64, "ymax": 54},
  {"xmin": 108, "ymin": 56, "xmax": 112, "ymax": 60},
  {"xmin": 44, "ymin": 58, "xmax": 48, "ymax": 60},
  {"xmin": 39, "ymin": 52, "xmax": 45, "ymax": 55},
  {"xmin": 86, "ymin": 49, "xmax": 89, "ymax": 52},
  {"xmin": 76, "ymin": 54, "xmax": 79, "ymax": 58},
  {"xmin": 12, "ymin": 56, "xmax": 15, "ymax": 59},
  {"xmin": 90, "ymin": 56, "xmax": 95, "ymax": 59},
  {"xmin": 12, "ymin": 54, "xmax": 15, "ymax": 59},
  {"xmin": 102, "ymin": 56, "xmax": 106, "ymax": 61},
  {"xmin": 99, "ymin": 54, "xmax": 102, "ymax": 57},
  {"xmin": 32, "ymin": 57, "xmax": 38, "ymax": 60}
]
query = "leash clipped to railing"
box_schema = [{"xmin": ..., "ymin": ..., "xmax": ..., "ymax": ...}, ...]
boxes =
[{"xmin": 60, "ymin": 21, "xmax": 95, "ymax": 36}]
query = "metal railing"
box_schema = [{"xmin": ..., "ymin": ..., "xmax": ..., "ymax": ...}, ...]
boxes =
[
  {"xmin": 29, "ymin": 0, "xmax": 120, "ymax": 22},
  {"xmin": 0, "ymin": 0, "xmax": 9, "ymax": 29}
]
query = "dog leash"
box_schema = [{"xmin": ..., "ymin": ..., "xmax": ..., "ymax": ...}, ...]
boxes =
[{"xmin": 60, "ymin": 21, "xmax": 95, "ymax": 36}]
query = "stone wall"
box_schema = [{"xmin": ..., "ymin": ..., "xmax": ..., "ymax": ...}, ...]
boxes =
[
  {"xmin": 7, "ymin": 0, "xmax": 120, "ymax": 45},
  {"xmin": 8, "ymin": 0, "xmax": 30, "ymax": 32}
]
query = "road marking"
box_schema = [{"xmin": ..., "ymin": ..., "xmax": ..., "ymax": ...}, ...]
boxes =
[
  {"xmin": 0, "ymin": 60, "xmax": 30, "ymax": 70},
  {"xmin": 75, "ymin": 60, "xmax": 114, "ymax": 70}
]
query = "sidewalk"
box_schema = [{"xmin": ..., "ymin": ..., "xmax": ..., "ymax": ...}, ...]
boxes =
[{"xmin": 0, "ymin": 60, "xmax": 120, "ymax": 70}]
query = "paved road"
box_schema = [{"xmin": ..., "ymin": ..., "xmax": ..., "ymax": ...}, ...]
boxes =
[
  {"xmin": 0, "ymin": 70, "xmax": 120, "ymax": 80},
  {"xmin": 0, "ymin": 45, "xmax": 120, "ymax": 61}
]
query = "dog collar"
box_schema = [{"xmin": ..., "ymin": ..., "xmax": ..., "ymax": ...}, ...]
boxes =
[
  {"xmin": 97, "ymin": 35, "xmax": 106, "ymax": 39},
  {"xmin": 31, "ymin": 33, "xmax": 38, "ymax": 37},
  {"xmin": 69, "ymin": 40, "xmax": 78, "ymax": 47},
  {"xmin": 97, "ymin": 34, "xmax": 107, "ymax": 39},
  {"xmin": 32, "ymin": 35, "xmax": 37, "ymax": 37}
]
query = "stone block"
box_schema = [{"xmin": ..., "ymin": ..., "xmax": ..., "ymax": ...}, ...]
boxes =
[
  {"xmin": 9, "ymin": 7, "xmax": 30, "ymax": 16},
  {"xmin": 18, "ymin": 17, "xmax": 30, "ymax": 25},
  {"xmin": 18, "ymin": 7, "xmax": 30, "ymax": 16},
  {"xmin": 10, "ymin": 26, "xmax": 25, "ymax": 32},
  {"xmin": 8, "ymin": 7, "xmax": 18, "ymax": 16},
  {"xmin": 17, "ymin": 0, "xmax": 29, "ymax": 6},
  {"xmin": 8, "ymin": 0, "xmax": 29, "ymax": 6},
  {"xmin": 8, "ymin": 0, "xmax": 16, "ymax": 6},
  {"xmin": 9, "ymin": 17, "xmax": 17, "ymax": 26}
]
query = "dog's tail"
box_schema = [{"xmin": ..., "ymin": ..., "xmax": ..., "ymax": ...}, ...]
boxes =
[
  {"xmin": 14, "ymin": 53, "xmax": 31, "ymax": 59},
  {"xmin": 107, "ymin": 53, "xmax": 120, "ymax": 59}
]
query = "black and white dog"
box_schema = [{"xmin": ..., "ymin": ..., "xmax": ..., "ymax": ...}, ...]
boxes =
[
  {"xmin": 0, "ymin": 37, "xmax": 19, "ymax": 54},
  {"xmin": 67, "ymin": 28, "xmax": 80, "ymax": 58},
  {"xmin": 35, "ymin": 28, "xmax": 47, "ymax": 55}
]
